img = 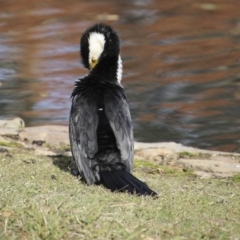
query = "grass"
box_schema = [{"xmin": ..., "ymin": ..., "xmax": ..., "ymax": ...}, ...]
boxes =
[
  {"xmin": 0, "ymin": 141, "xmax": 23, "ymax": 148},
  {"xmin": 178, "ymin": 151, "xmax": 212, "ymax": 159},
  {"xmin": 0, "ymin": 149, "xmax": 240, "ymax": 239},
  {"xmin": 232, "ymin": 173, "xmax": 240, "ymax": 182},
  {"xmin": 134, "ymin": 159, "xmax": 196, "ymax": 177}
]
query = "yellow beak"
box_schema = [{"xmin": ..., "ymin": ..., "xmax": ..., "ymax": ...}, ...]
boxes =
[{"xmin": 90, "ymin": 58, "xmax": 99, "ymax": 70}]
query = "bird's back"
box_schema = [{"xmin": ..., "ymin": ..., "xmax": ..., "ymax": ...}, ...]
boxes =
[{"xmin": 70, "ymin": 78, "xmax": 132, "ymax": 182}]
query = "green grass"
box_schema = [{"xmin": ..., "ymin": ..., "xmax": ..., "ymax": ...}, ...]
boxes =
[
  {"xmin": 232, "ymin": 173, "xmax": 240, "ymax": 182},
  {"xmin": 0, "ymin": 149, "xmax": 240, "ymax": 239},
  {"xmin": 0, "ymin": 141, "xmax": 23, "ymax": 148},
  {"xmin": 178, "ymin": 151, "xmax": 211, "ymax": 159},
  {"xmin": 134, "ymin": 159, "xmax": 196, "ymax": 177}
]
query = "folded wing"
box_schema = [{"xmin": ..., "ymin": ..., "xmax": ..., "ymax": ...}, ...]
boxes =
[
  {"xmin": 104, "ymin": 87, "xmax": 134, "ymax": 173},
  {"xmin": 69, "ymin": 95, "xmax": 99, "ymax": 185}
]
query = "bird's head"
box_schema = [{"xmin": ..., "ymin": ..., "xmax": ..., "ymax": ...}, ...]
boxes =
[{"xmin": 80, "ymin": 23, "xmax": 120, "ymax": 71}]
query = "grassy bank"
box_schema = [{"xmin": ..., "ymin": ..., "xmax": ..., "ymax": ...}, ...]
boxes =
[{"xmin": 0, "ymin": 149, "xmax": 239, "ymax": 239}]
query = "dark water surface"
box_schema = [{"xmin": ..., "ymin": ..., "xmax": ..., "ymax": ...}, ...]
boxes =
[{"xmin": 1, "ymin": 0, "xmax": 240, "ymax": 152}]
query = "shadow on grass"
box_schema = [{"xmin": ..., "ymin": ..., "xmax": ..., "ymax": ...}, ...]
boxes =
[{"xmin": 51, "ymin": 155, "xmax": 73, "ymax": 173}]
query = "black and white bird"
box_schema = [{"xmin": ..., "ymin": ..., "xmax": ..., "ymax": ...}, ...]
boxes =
[{"xmin": 69, "ymin": 23, "xmax": 157, "ymax": 197}]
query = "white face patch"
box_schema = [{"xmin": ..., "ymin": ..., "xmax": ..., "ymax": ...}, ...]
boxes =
[{"xmin": 88, "ymin": 32, "xmax": 105, "ymax": 67}]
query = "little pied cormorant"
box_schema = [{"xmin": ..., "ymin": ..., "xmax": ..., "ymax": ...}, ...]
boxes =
[{"xmin": 69, "ymin": 23, "xmax": 157, "ymax": 197}]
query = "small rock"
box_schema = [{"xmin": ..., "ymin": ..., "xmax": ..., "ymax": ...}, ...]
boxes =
[
  {"xmin": 0, "ymin": 148, "xmax": 9, "ymax": 153},
  {"xmin": 0, "ymin": 117, "xmax": 25, "ymax": 129},
  {"xmin": 32, "ymin": 140, "xmax": 45, "ymax": 146},
  {"xmin": 51, "ymin": 175, "xmax": 57, "ymax": 180},
  {"xmin": 0, "ymin": 128, "xmax": 19, "ymax": 136},
  {"xmin": 71, "ymin": 169, "xmax": 79, "ymax": 176},
  {"xmin": 19, "ymin": 125, "xmax": 69, "ymax": 149}
]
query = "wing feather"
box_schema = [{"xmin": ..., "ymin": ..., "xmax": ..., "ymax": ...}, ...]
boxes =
[
  {"xmin": 104, "ymin": 88, "xmax": 134, "ymax": 172},
  {"xmin": 69, "ymin": 95, "xmax": 99, "ymax": 185}
]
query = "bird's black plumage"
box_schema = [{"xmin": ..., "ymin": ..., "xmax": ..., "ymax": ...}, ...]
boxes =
[{"xmin": 69, "ymin": 23, "xmax": 157, "ymax": 197}]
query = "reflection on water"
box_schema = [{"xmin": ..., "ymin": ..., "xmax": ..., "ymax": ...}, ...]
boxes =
[{"xmin": 0, "ymin": 0, "xmax": 240, "ymax": 152}]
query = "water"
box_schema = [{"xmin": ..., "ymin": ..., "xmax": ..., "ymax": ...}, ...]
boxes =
[{"xmin": 1, "ymin": 0, "xmax": 240, "ymax": 152}]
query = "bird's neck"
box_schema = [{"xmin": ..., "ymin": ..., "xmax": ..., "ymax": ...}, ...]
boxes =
[{"xmin": 90, "ymin": 55, "xmax": 122, "ymax": 83}]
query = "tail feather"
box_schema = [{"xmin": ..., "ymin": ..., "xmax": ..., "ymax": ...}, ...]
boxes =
[
  {"xmin": 105, "ymin": 170, "xmax": 133, "ymax": 193},
  {"xmin": 100, "ymin": 170, "xmax": 158, "ymax": 197},
  {"xmin": 102, "ymin": 172, "xmax": 119, "ymax": 192}
]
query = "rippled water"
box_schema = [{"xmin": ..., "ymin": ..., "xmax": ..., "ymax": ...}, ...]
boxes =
[{"xmin": 1, "ymin": 0, "xmax": 240, "ymax": 152}]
